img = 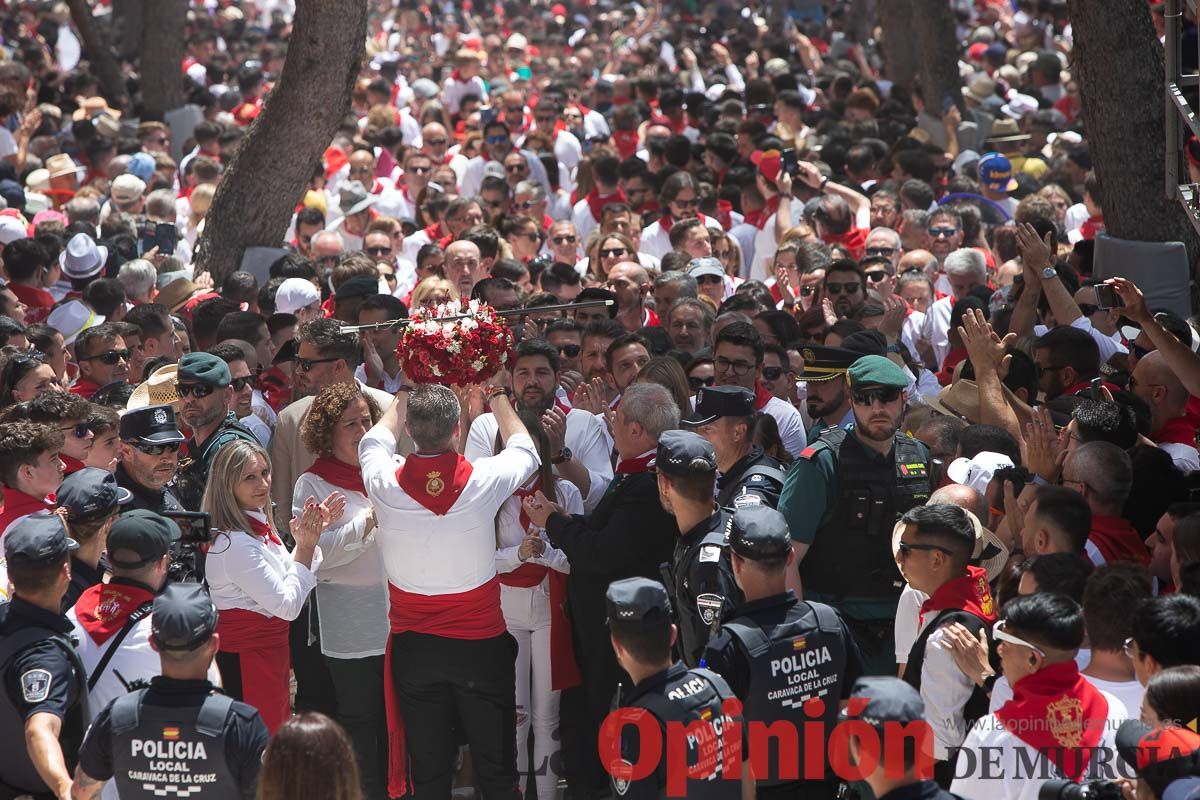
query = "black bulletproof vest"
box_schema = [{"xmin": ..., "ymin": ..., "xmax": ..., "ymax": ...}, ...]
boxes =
[
  {"xmin": 0, "ymin": 613, "xmax": 87, "ymax": 795},
  {"xmin": 902, "ymin": 609, "xmax": 993, "ymax": 735},
  {"xmin": 672, "ymin": 513, "xmax": 738, "ymax": 668},
  {"xmin": 110, "ymin": 688, "xmax": 237, "ymax": 799},
  {"xmin": 616, "ymin": 667, "xmax": 742, "ymax": 800},
  {"xmin": 801, "ymin": 428, "xmax": 931, "ymax": 599},
  {"xmin": 720, "ymin": 601, "xmax": 847, "ymax": 786}
]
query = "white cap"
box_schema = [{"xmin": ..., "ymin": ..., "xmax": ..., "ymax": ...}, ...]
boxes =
[
  {"xmin": 110, "ymin": 174, "xmax": 146, "ymax": 204},
  {"xmin": 0, "ymin": 216, "xmax": 27, "ymax": 245},
  {"xmin": 48, "ymin": 299, "xmax": 104, "ymax": 345},
  {"xmin": 275, "ymin": 278, "xmax": 321, "ymax": 315},
  {"xmin": 506, "ymin": 33, "xmax": 528, "ymax": 50},
  {"xmin": 946, "ymin": 451, "xmax": 1015, "ymax": 496}
]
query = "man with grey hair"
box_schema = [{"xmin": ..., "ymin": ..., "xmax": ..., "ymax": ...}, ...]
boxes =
[
  {"xmin": 922, "ymin": 248, "xmax": 989, "ymax": 368},
  {"xmin": 863, "ymin": 226, "xmax": 903, "ymax": 271},
  {"xmin": 1061, "ymin": 440, "xmax": 1146, "ymax": 567},
  {"xmin": 545, "ymin": 219, "xmax": 581, "ymax": 265},
  {"xmin": 65, "ymin": 195, "xmax": 100, "ymax": 229},
  {"xmin": 360, "ymin": 384, "xmax": 539, "ymax": 799},
  {"xmin": 523, "ymin": 380, "xmax": 680, "ymax": 796},
  {"xmin": 116, "ymin": 258, "xmax": 157, "ymax": 304},
  {"xmin": 512, "ymin": 180, "xmax": 548, "ymax": 223},
  {"xmin": 666, "ymin": 297, "xmax": 713, "ymax": 354},
  {"xmin": 652, "ymin": 270, "xmax": 697, "ymax": 315}
]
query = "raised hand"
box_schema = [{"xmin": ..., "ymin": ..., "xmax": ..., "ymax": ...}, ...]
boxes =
[
  {"xmin": 1108, "ymin": 277, "xmax": 1150, "ymax": 325},
  {"xmin": 1015, "ymin": 222, "xmax": 1053, "ymax": 276},
  {"xmin": 541, "ymin": 405, "xmax": 568, "ymax": 455},
  {"xmin": 521, "ymin": 490, "xmax": 561, "ymax": 528},
  {"xmin": 959, "ymin": 307, "xmax": 1014, "ymax": 376},
  {"xmin": 1024, "ymin": 406, "xmax": 1064, "ymax": 483}
]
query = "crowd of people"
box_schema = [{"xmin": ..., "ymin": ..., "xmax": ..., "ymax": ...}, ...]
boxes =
[{"xmin": 0, "ymin": 0, "xmax": 1199, "ymax": 799}]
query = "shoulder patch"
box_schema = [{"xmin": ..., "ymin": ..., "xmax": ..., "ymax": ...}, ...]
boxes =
[
  {"xmin": 799, "ymin": 447, "xmax": 818, "ymax": 460},
  {"xmin": 696, "ymin": 594, "xmax": 725, "ymax": 625},
  {"xmin": 699, "ymin": 545, "xmax": 722, "ymax": 563},
  {"xmin": 732, "ymin": 492, "xmax": 763, "ymax": 509},
  {"xmin": 20, "ymin": 668, "xmax": 51, "ymax": 704}
]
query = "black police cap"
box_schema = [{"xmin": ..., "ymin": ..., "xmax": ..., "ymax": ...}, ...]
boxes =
[
  {"xmin": 683, "ymin": 385, "xmax": 754, "ymax": 426},
  {"xmin": 107, "ymin": 510, "xmax": 181, "ymax": 569},
  {"xmin": 151, "ymin": 584, "xmax": 219, "ymax": 651},
  {"xmin": 5, "ymin": 515, "xmax": 78, "ymax": 564},
  {"xmin": 56, "ymin": 467, "xmax": 133, "ymax": 522},
  {"xmin": 119, "ymin": 404, "xmax": 186, "ymax": 445},
  {"xmin": 729, "ymin": 503, "xmax": 792, "ymax": 561},
  {"xmin": 796, "ymin": 345, "xmax": 859, "ymax": 382},
  {"xmin": 606, "ymin": 577, "xmax": 672, "ymax": 628},
  {"xmin": 656, "ymin": 430, "xmax": 717, "ymax": 477},
  {"xmin": 842, "ymin": 676, "xmax": 925, "ymax": 728}
]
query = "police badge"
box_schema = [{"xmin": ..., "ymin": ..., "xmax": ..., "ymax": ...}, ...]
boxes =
[
  {"xmin": 425, "ymin": 471, "xmax": 445, "ymax": 497},
  {"xmin": 611, "ymin": 758, "xmax": 634, "ymax": 796},
  {"xmin": 20, "ymin": 668, "xmax": 51, "ymax": 703},
  {"xmin": 696, "ymin": 594, "xmax": 725, "ymax": 626},
  {"xmin": 153, "ymin": 408, "xmax": 169, "ymax": 426}
]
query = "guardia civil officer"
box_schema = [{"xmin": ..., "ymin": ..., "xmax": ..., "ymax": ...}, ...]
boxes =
[
  {"xmin": 73, "ymin": 584, "xmax": 270, "ymax": 800},
  {"xmin": 657, "ymin": 430, "xmax": 743, "ymax": 668},
  {"xmin": 683, "ymin": 386, "xmax": 786, "ymax": 511},
  {"xmin": 605, "ymin": 577, "xmax": 748, "ymax": 800},
  {"xmin": 702, "ymin": 503, "xmax": 862, "ymax": 799},
  {"xmin": 779, "ymin": 355, "xmax": 932, "ymax": 676},
  {"xmin": 0, "ymin": 515, "xmax": 88, "ymax": 800}
]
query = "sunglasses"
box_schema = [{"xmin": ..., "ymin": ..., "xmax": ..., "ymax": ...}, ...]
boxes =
[
  {"xmin": 506, "ymin": 164, "xmax": 527, "ymax": 173},
  {"xmin": 59, "ymin": 422, "xmax": 91, "ymax": 439},
  {"xmin": 486, "ymin": 134, "xmax": 510, "ymax": 145},
  {"xmin": 230, "ymin": 376, "xmax": 253, "ymax": 391},
  {"xmin": 865, "ymin": 247, "xmax": 896, "ymax": 258},
  {"xmin": 599, "ymin": 247, "xmax": 627, "ymax": 258},
  {"xmin": 366, "ymin": 246, "xmax": 393, "ymax": 256},
  {"xmin": 425, "ymin": 138, "xmax": 448, "ymax": 147},
  {"xmin": 696, "ymin": 274, "xmax": 723, "ymax": 285},
  {"xmin": 688, "ymin": 375, "xmax": 716, "ymax": 390},
  {"xmin": 295, "ymin": 356, "xmax": 342, "ymax": 372},
  {"xmin": 514, "ymin": 200, "xmax": 536, "ymax": 209},
  {"xmin": 799, "ymin": 286, "xmax": 815, "ymax": 297},
  {"xmin": 177, "ymin": 383, "xmax": 216, "ymax": 399},
  {"xmin": 761, "ymin": 366, "xmax": 784, "ymax": 380},
  {"xmin": 406, "ymin": 165, "xmax": 431, "ymax": 174},
  {"xmin": 896, "ymin": 541, "xmax": 953, "ymax": 558},
  {"xmin": 557, "ymin": 344, "xmax": 581, "ymax": 358},
  {"xmin": 864, "ymin": 271, "xmax": 889, "ymax": 283},
  {"xmin": 132, "ymin": 441, "xmax": 182, "ymax": 456},
  {"xmin": 82, "ymin": 348, "xmax": 130, "ymax": 365},
  {"xmin": 672, "ymin": 199, "xmax": 700, "ymax": 209},
  {"xmin": 825, "ymin": 282, "xmax": 861, "ymax": 295},
  {"xmin": 851, "ymin": 387, "xmax": 902, "ymax": 406},
  {"xmin": 928, "ymin": 227, "xmax": 959, "ymax": 239},
  {"xmin": 993, "ymin": 620, "xmax": 1046, "ymax": 657},
  {"xmin": 553, "ymin": 235, "xmax": 578, "ymax": 244}
]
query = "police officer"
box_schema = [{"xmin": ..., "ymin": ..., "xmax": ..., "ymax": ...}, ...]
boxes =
[
  {"xmin": 73, "ymin": 584, "xmax": 270, "ymax": 800},
  {"xmin": 702, "ymin": 504, "xmax": 863, "ymax": 799},
  {"xmin": 0, "ymin": 516, "xmax": 88, "ymax": 800},
  {"xmin": 795, "ymin": 345, "xmax": 858, "ymax": 441},
  {"xmin": 683, "ymin": 386, "xmax": 786, "ymax": 510},
  {"xmin": 779, "ymin": 355, "xmax": 931, "ymax": 676},
  {"xmin": 174, "ymin": 353, "xmax": 257, "ymax": 510},
  {"xmin": 657, "ymin": 430, "xmax": 743, "ymax": 667},
  {"xmin": 57, "ymin": 468, "xmax": 130, "ymax": 610},
  {"xmin": 605, "ymin": 577, "xmax": 747, "ymax": 800},
  {"xmin": 116, "ymin": 404, "xmax": 187, "ymax": 515}
]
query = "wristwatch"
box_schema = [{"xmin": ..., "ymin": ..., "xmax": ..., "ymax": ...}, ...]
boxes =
[
  {"xmin": 1041, "ymin": 266, "xmax": 1058, "ymax": 281},
  {"xmin": 552, "ymin": 447, "xmax": 572, "ymax": 465}
]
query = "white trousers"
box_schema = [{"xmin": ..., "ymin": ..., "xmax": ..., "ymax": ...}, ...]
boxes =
[{"xmin": 500, "ymin": 582, "xmax": 561, "ymax": 800}]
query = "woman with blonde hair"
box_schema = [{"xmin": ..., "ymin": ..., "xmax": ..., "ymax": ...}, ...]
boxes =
[
  {"xmin": 203, "ymin": 440, "xmax": 342, "ymax": 733},
  {"xmin": 588, "ymin": 231, "xmax": 637, "ymax": 282},
  {"xmin": 410, "ymin": 275, "xmax": 459, "ymax": 310}
]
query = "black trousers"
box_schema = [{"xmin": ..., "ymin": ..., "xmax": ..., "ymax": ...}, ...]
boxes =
[
  {"xmin": 327, "ymin": 655, "xmax": 388, "ymax": 800},
  {"xmin": 289, "ymin": 598, "xmax": 338, "ymax": 715},
  {"xmin": 390, "ymin": 631, "xmax": 521, "ymax": 800}
]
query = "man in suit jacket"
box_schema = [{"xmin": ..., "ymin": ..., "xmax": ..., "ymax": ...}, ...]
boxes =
[{"xmin": 522, "ymin": 382, "xmax": 680, "ymax": 796}]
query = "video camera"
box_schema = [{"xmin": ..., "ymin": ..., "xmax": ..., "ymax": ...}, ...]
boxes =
[
  {"xmin": 161, "ymin": 511, "xmax": 216, "ymax": 584},
  {"xmin": 1038, "ymin": 780, "xmax": 1122, "ymax": 800}
]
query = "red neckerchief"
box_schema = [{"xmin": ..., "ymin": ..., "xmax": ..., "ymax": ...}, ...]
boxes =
[
  {"xmin": 821, "ymin": 227, "xmax": 868, "ymax": 260},
  {"xmin": 1152, "ymin": 417, "xmax": 1197, "ymax": 447},
  {"xmin": 615, "ymin": 450, "xmax": 655, "ymax": 475},
  {"xmin": 306, "ymin": 456, "xmax": 366, "ymax": 496},
  {"xmin": 515, "ymin": 477, "xmax": 541, "ymax": 533},
  {"xmin": 643, "ymin": 307, "xmax": 660, "ymax": 327},
  {"xmin": 750, "ymin": 195, "xmax": 781, "ymax": 230},
  {"xmin": 258, "ymin": 367, "xmax": 292, "ymax": 414},
  {"xmin": 754, "ymin": 380, "xmax": 773, "ymax": 411},
  {"xmin": 716, "ymin": 199, "xmax": 733, "ymax": 231},
  {"xmin": 613, "ymin": 129, "xmax": 639, "ymax": 159},
  {"xmin": 0, "ymin": 486, "xmax": 55, "ymax": 534},
  {"xmin": 422, "ymin": 221, "xmax": 447, "ymax": 241},
  {"xmin": 1079, "ymin": 214, "xmax": 1105, "ymax": 241},
  {"xmin": 437, "ymin": 232, "xmax": 454, "ymax": 249},
  {"xmin": 554, "ymin": 397, "xmax": 572, "ymax": 415},
  {"xmin": 658, "ymin": 212, "xmax": 682, "ymax": 233},
  {"xmin": 585, "ymin": 187, "xmax": 626, "ymax": 222},
  {"xmin": 996, "ymin": 660, "xmax": 1108, "ymax": 782},
  {"xmin": 74, "ymin": 582, "xmax": 156, "ymax": 645},
  {"xmin": 247, "ymin": 516, "xmax": 282, "ymax": 545},
  {"xmin": 919, "ymin": 566, "xmax": 997, "ymax": 627},
  {"xmin": 1090, "ymin": 516, "xmax": 1150, "ymax": 566},
  {"xmin": 937, "ymin": 348, "xmax": 969, "ymax": 386},
  {"xmin": 60, "ymin": 454, "xmax": 87, "ymax": 476},
  {"xmin": 450, "ymin": 69, "xmax": 465, "ymax": 82},
  {"xmin": 70, "ymin": 376, "xmax": 101, "ymax": 399},
  {"xmin": 396, "ymin": 451, "xmax": 474, "ymax": 515},
  {"xmin": 321, "ymin": 295, "xmax": 336, "ymax": 319}
]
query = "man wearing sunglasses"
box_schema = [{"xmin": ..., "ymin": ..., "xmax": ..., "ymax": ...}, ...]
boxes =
[
  {"xmin": 71, "ymin": 323, "xmax": 130, "ymax": 400},
  {"xmin": 20, "ymin": 392, "xmax": 94, "ymax": 477},
  {"xmin": 461, "ymin": 119, "xmax": 551, "ymax": 200},
  {"xmin": 713, "ymin": 322, "xmax": 807, "ymax": 459},
  {"xmin": 822, "ymin": 261, "xmax": 867, "ymax": 320},
  {"xmin": 780, "ymin": 355, "xmax": 931, "ymax": 675},
  {"xmin": 116, "ymin": 406, "xmax": 187, "ymax": 515}
]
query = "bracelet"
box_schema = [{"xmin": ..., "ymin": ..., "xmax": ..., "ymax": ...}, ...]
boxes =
[
  {"xmin": 819, "ymin": 176, "xmax": 829, "ymax": 191},
  {"xmin": 486, "ymin": 386, "xmax": 512, "ymax": 402}
]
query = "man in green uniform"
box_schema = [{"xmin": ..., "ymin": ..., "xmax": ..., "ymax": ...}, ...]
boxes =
[{"xmin": 174, "ymin": 353, "xmax": 258, "ymax": 509}]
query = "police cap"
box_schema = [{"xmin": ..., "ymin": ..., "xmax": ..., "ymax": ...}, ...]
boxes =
[
  {"xmin": 5, "ymin": 515, "xmax": 78, "ymax": 564},
  {"xmin": 119, "ymin": 404, "xmax": 186, "ymax": 444},
  {"xmin": 729, "ymin": 504, "xmax": 791, "ymax": 560},
  {"xmin": 683, "ymin": 385, "xmax": 754, "ymax": 426},
  {"xmin": 656, "ymin": 430, "xmax": 717, "ymax": 477},
  {"xmin": 606, "ymin": 577, "xmax": 672, "ymax": 628},
  {"xmin": 843, "ymin": 676, "xmax": 925, "ymax": 728},
  {"xmin": 56, "ymin": 467, "xmax": 132, "ymax": 522},
  {"xmin": 847, "ymin": 355, "xmax": 907, "ymax": 389},
  {"xmin": 177, "ymin": 352, "xmax": 231, "ymax": 388},
  {"xmin": 108, "ymin": 510, "xmax": 181, "ymax": 569},
  {"xmin": 795, "ymin": 345, "xmax": 858, "ymax": 382},
  {"xmin": 151, "ymin": 583, "xmax": 219, "ymax": 651}
]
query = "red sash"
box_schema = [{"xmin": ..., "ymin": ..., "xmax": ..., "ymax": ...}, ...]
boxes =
[
  {"xmin": 0, "ymin": 487, "xmax": 54, "ymax": 539},
  {"xmin": 305, "ymin": 456, "xmax": 366, "ymax": 496},
  {"xmin": 247, "ymin": 517, "xmax": 283, "ymax": 546},
  {"xmin": 996, "ymin": 660, "xmax": 1108, "ymax": 782},
  {"xmin": 70, "ymin": 377, "xmax": 101, "ymax": 399},
  {"xmin": 918, "ymin": 566, "xmax": 997, "ymax": 627},
  {"xmin": 754, "ymin": 380, "xmax": 773, "ymax": 411},
  {"xmin": 60, "ymin": 454, "xmax": 87, "ymax": 476},
  {"xmin": 585, "ymin": 188, "xmax": 626, "ymax": 223},
  {"xmin": 616, "ymin": 450, "xmax": 656, "ymax": 475},
  {"xmin": 395, "ymin": 452, "xmax": 474, "ymax": 515},
  {"xmin": 1089, "ymin": 516, "xmax": 1150, "ymax": 566},
  {"xmin": 216, "ymin": 608, "xmax": 291, "ymax": 733},
  {"xmin": 1152, "ymin": 417, "xmax": 1197, "ymax": 447},
  {"xmin": 75, "ymin": 583, "xmax": 156, "ymax": 645}
]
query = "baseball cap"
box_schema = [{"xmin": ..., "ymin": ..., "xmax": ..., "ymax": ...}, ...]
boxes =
[
  {"xmin": 946, "ymin": 451, "xmax": 1015, "ymax": 495},
  {"xmin": 842, "ymin": 676, "xmax": 927, "ymax": 728},
  {"xmin": 688, "ymin": 257, "xmax": 725, "ymax": 280},
  {"xmin": 177, "ymin": 352, "xmax": 231, "ymax": 388},
  {"xmin": 151, "ymin": 583, "xmax": 219, "ymax": 651},
  {"xmin": 750, "ymin": 149, "xmax": 782, "ymax": 183},
  {"xmin": 111, "ymin": 174, "xmax": 147, "ymax": 204},
  {"xmin": 107, "ymin": 509, "xmax": 181, "ymax": 569},
  {"xmin": 978, "ymin": 152, "xmax": 1019, "ymax": 193},
  {"xmin": 606, "ymin": 577, "xmax": 672, "ymax": 629},
  {"xmin": 1116, "ymin": 720, "xmax": 1200, "ymax": 799},
  {"xmin": 0, "ymin": 215, "xmax": 27, "ymax": 245},
  {"xmin": 275, "ymin": 277, "xmax": 321, "ymax": 315},
  {"xmin": 656, "ymin": 430, "xmax": 717, "ymax": 477},
  {"xmin": 729, "ymin": 504, "xmax": 791, "ymax": 561},
  {"xmin": 5, "ymin": 515, "xmax": 78, "ymax": 564},
  {"xmin": 56, "ymin": 467, "xmax": 132, "ymax": 522},
  {"xmin": 683, "ymin": 385, "xmax": 754, "ymax": 426}
]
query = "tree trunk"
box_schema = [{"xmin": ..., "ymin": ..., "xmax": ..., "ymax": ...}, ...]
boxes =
[
  {"xmin": 1068, "ymin": 0, "xmax": 1200, "ymax": 255},
  {"xmin": 194, "ymin": 0, "xmax": 368, "ymax": 285},
  {"xmin": 140, "ymin": 0, "xmax": 187, "ymax": 119},
  {"xmin": 878, "ymin": 0, "xmax": 917, "ymax": 91},
  {"xmin": 912, "ymin": 0, "xmax": 963, "ymax": 112},
  {"xmin": 112, "ymin": 0, "xmax": 144, "ymax": 60},
  {"xmin": 65, "ymin": 0, "xmax": 129, "ymax": 112}
]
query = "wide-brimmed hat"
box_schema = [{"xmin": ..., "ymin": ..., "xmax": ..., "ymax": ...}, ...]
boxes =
[
  {"xmin": 339, "ymin": 180, "xmax": 377, "ymax": 217},
  {"xmin": 47, "ymin": 299, "xmax": 104, "ymax": 346},
  {"xmin": 986, "ymin": 118, "xmax": 1031, "ymax": 144},
  {"xmin": 59, "ymin": 232, "xmax": 108, "ymax": 280},
  {"xmin": 892, "ymin": 507, "xmax": 1010, "ymax": 582},
  {"xmin": 46, "ymin": 153, "xmax": 85, "ymax": 180},
  {"xmin": 156, "ymin": 277, "xmax": 198, "ymax": 313},
  {"xmin": 127, "ymin": 364, "xmax": 180, "ymax": 410},
  {"xmin": 71, "ymin": 96, "xmax": 122, "ymax": 121},
  {"xmin": 924, "ymin": 379, "xmax": 981, "ymax": 423}
]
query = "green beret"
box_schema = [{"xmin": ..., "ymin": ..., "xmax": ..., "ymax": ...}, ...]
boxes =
[
  {"xmin": 847, "ymin": 355, "xmax": 907, "ymax": 389},
  {"xmin": 177, "ymin": 353, "xmax": 231, "ymax": 387}
]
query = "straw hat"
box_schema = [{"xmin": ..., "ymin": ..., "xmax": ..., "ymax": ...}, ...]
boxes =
[
  {"xmin": 924, "ymin": 379, "xmax": 981, "ymax": 424},
  {"xmin": 891, "ymin": 508, "xmax": 1010, "ymax": 582},
  {"xmin": 156, "ymin": 277, "xmax": 199, "ymax": 313},
  {"xmin": 127, "ymin": 364, "xmax": 180, "ymax": 410}
]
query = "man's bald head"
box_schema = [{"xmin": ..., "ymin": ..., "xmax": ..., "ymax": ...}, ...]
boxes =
[
  {"xmin": 608, "ymin": 261, "xmax": 649, "ymax": 286},
  {"xmin": 1134, "ymin": 350, "xmax": 1189, "ymax": 418},
  {"xmin": 898, "ymin": 249, "xmax": 938, "ymax": 276},
  {"xmin": 445, "ymin": 240, "xmax": 484, "ymax": 297},
  {"xmin": 929, "ymin": 484, "xmax": 987, "ymax": 524}
]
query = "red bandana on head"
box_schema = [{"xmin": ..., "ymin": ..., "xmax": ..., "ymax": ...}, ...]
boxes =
[
  {"xmin": 306, "ymin": 456, "xmax": 366, "ymax": 496},
  {"xmin": 74, "ymin": 583, "xmax": 156, "ymax": 645},
  {"xmin": 395, "ymin": 452, "xmax": 474, "ymax": 515},
  {"xmin": 918, "ymin": 565, "xmax": 997, "ymax": 627}
]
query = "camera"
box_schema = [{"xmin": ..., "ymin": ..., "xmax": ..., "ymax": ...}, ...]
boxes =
[
  {"xmin": 161, "ymin": 511, "xmax": 216, "ymax": 584},
  {"xmin": 1038, "ymin": 779, "xmax": 1124, "ymax": 800}
]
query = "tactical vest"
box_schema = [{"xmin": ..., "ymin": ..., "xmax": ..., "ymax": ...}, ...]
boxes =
[
  {"xmin": 110, "ymin": 688, "xmax": 237, "ymax": 800},
  {"xmin": 673, "ymin": 514, "xmax": 738, "ymax": 668},
  {"xmin": 720, "ymin": 601, "xmax": 847, "ymax": 786},
  {"xmin": 0, "ymin": 614, "xmax": 88, "ymax": 794},
  {"xmin": 800, "ymin": 428, "xmax": 931, "ymax": 600},
  {"xmin": 615, "ymin": 666, "xmax": 741, "ymax": 800},
  {"xmin": 902, "ymin": 609, "xmax": 993, "ymax": 737},
  {"xmin": 717, "ymin": 462, "xmax": 786, "ymax": 511},
  {"xmin": 175, "ymin": 417, "xmax": 258, "ymax": 510}
]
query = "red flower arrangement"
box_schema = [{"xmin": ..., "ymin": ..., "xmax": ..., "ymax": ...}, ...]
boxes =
[{"xmin": 396, "ymin": 298, "xmax": 515, "ymax": 385}]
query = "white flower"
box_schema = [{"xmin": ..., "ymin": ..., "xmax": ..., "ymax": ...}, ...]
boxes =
[
  {"xmin": 460, "ymin": 318, "xmax": 478, "ymax": 332},
  {"xmin": 472, "ymin": 359, "xmax": 485, "ymax": 371},
  {"xmin": 431, "ymin": 364, "xmax": 442, "ymax": 376},
  {"xmin": 469, "ymin": 298, "xmax": 481, "ymax": 314},
  {"xmin": 422, "ymin": 321, "xmax": 439, "ymax": 335},
  {"xmin": 447, "ymin": 340, "xmax": 462, "ymax": 354}
]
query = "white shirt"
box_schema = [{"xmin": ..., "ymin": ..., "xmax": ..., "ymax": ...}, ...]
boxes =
[
  {"xmin": 921, "ymin": 624, "xmax": 980, "ymax": 759},
  {"xmin": 638, "ymin": 214, "xmax": 721, "ymax": 261},
  {"xmin": 359, "ymin": 427, "xmax": 540, "ymax": 594},
  {"xmin": 1033, "ymin": 316, "xmax": 1128, "ymax": 363},
  {"xmin": 951, "ymin": 691, "xmax": 1127, "ymax": 800},
  {"xmin": 293, "ymin": 471, "xmax": 389, "ymax": 659},
  {"xmin": 1084, "ymin": 675, "xmax": 1144, "ymax": 720},
  {"xmin": 495, "ymin": 478, "xmax": 580, "ymax": 579},
  {"xmin": 204, "ymin": 510, "xmax": 322, "ymax": 620},
  {"xmin": 460, "ymin": 150, "xmax": 552, "ymax": 199},
  {"xmin": 923, "ymin": 295, "xmax": 955, "ymax": 369},
  {"xmin": 572, "ymin": 197, "xmax": 602, "ymax": 242},
  {"xmin": 442, "ymin": 74, "xmax": 488, "ymax": 116},
  {"xmin": 760, "ymin": 395, "xmax": 808, "ymax": 458},
  {"xmin": 895, "ymin": 584, "xmax": 929, "ymax": 664},
  {"xmin": 354, "ymin": 363, "xmax": 407, "ymax": 395},
  {"xmin": 1159, "ymin": 442, "xmax": 1200, "ymax": 475}
]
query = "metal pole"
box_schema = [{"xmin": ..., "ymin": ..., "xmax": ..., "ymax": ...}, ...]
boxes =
[
  {"xmin": 338, "ymin": 299, "xmax": 615, "ymax": 333},
  {"xmin": 1166, "ymin": 0, "xmax": 1182, "ymax": 200}
]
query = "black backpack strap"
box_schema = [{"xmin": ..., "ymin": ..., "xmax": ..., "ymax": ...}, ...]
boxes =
[
  {"xmin": 195, "ymin": 693, "xmax": 235, "ymax": 737},
  {"xmin": 807, "ymin": 601, "xmax": 843, "ymax": 636},
  {"xmin": 87, "ymin": 601, "xmax": 155, "ymax": 692},
  {"xmin": 109, "ymin": 688, "xmax": 147, "ymax": 734},
  {"xmin": 720, "ymin": 619, "xmax": 772, "ymax": 658}
]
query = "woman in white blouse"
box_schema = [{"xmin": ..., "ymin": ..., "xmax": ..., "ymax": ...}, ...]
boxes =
[
  {"xmin": 203, "ymin": 439, "xmax": 342, "ymax": 734},
  {"xmin": 493, "ymin": 413, "xmax": 582, "ymax": 800},
  {"xmin": 295, "ymin": 383, "xmax": 389, "ymax": 798}
]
